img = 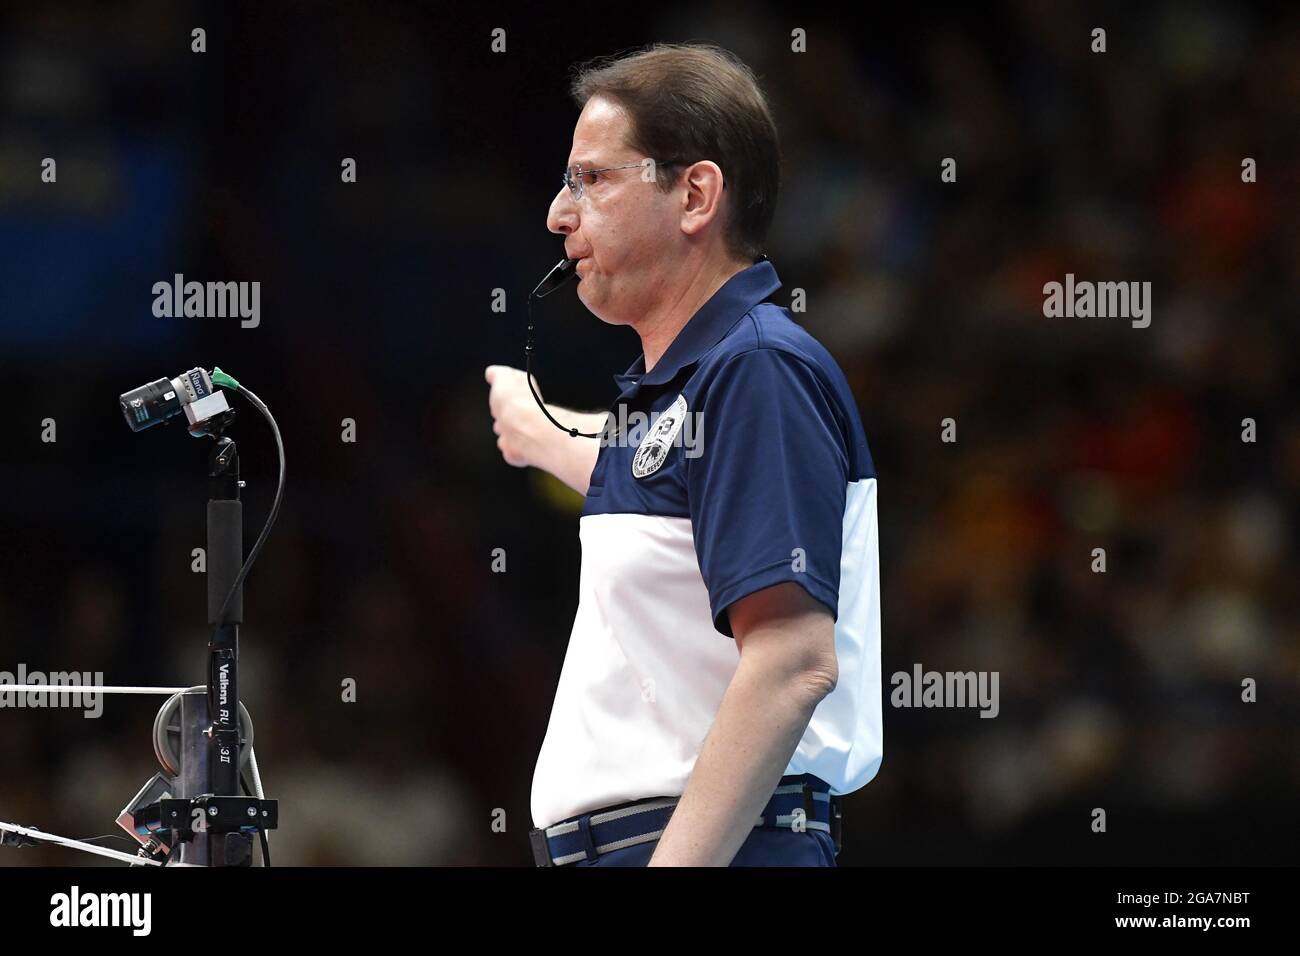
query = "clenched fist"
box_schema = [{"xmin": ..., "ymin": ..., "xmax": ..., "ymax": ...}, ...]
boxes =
[{"xmin": 485, "ymin": 365, "xmax": 545, "ymax": 468}]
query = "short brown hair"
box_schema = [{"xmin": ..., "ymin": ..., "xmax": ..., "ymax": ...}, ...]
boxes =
[{"xmin": 570, "ymin": 42, "xmax": 780, "ymax": 262}]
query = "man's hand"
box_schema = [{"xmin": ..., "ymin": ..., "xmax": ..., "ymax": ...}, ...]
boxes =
[
  {"xmin": 485, "ymin": 365, "xmax": 545, "ymax": 469},
  {"xmin": 483, "ymin": 365, "xmax": 605, "ymax": 496}
]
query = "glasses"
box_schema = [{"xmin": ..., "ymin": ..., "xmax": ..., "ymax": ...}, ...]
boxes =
[{"xmin": 562, "ymin": 158, "xmax": 686, "ymax": 200}]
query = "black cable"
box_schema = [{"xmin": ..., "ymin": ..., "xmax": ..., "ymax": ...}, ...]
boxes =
[
  {"xmin": 525, "ymin": 293, "xmax": 602, "ymax": 439},
  {"xmin": 211, "ymin": 383, "xmax": 286, "ymax": 633},
  {"xmin": 203, "ymin": 381, "xmax": 277, "ymax": 869},
  {"xmin": 73, "ymin": 833, "xmax": 139, "ymax": 850},
  {"xmin": 240, "ymin": 772, "xmax": 271, "ymax": 867}
]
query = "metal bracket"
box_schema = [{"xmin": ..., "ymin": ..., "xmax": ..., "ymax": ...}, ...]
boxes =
[{"xmin": 137, "ymin": 795, "xmax": 279, "ymax": 836}]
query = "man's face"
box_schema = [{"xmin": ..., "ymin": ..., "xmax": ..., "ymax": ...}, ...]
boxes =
[{"xmin": 547, "ymin": 96, "xmax": 682, "ymax": 326}]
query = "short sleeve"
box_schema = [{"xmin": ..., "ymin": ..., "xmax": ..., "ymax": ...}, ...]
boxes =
[{"xmin": 687, "ymin": 348, "xmax": 848, "ymax": 638}]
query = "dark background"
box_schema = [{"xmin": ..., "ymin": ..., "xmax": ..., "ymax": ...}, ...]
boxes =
[{"xmin": 0, "ymin": 0, "xmax": 1296, "ymax": 865}]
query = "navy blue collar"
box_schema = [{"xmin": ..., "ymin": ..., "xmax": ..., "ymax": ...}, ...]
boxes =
[{"xmin": 612, "ymin": 259, "xmax": 782, "ymax": 394}]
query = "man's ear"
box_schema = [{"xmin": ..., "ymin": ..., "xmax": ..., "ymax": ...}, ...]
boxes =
[{"xmin": 679, "ymin": 161, "xmax": 727, "ymax": 238}]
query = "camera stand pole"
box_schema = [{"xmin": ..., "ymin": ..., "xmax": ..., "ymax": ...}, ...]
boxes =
[{"xmin": 185, "ymin": 429, "xmax": 251, "ymax": 866}]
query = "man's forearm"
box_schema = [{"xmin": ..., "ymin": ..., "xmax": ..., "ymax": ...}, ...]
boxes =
[
  {"xmin": 532, "ymin": 406, "xmax": 605, "ymax": 496},
  {"xmin": 647, "ymin": 658, "xmax": 830, "ymax": 866}
]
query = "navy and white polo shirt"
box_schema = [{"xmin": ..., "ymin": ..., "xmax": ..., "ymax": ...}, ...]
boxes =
[{"xmin": 530, "ymin": 259, "xmax": 882, "ymax": 830}]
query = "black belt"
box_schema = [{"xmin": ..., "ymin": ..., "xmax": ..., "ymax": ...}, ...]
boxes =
[{"xmin": 529, "ymin": 773, "xmax": 842, "ymax": 866}]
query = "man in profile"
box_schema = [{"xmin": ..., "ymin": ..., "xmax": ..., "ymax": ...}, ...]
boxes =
[{"xmin": 486, "ymin": 42, "xmax": 882, "ymax": 866}]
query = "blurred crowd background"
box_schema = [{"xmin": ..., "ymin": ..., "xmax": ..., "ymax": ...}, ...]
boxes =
[{"xmin": 0, "ymin": 1, "xmax": 1296, "ymax": 865}]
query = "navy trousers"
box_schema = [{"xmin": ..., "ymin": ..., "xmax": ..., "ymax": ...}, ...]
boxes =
[{"xmin": 573, "ymin": 825, "xmax": 838, "ymax": 866}]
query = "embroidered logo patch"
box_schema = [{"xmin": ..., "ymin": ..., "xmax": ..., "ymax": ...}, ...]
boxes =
[{"xmin": 632, "ymin": 393, "xmax": 689, "ymax": 479}]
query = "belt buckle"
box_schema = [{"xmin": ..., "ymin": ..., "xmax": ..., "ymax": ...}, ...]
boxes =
[{"xmin": 528, "ymin": 826, "xmax": 554, "ymax": 867}]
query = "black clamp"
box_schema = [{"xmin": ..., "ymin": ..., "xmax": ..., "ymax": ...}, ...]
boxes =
[{"xmin": 138, "ymin": 795, "xmax": 278, "ymax": 836}]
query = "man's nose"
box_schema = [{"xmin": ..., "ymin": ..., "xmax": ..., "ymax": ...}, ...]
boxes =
[{"xmin": 547, "ymin": 186, "xmax": 577, "ymax": 236}]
